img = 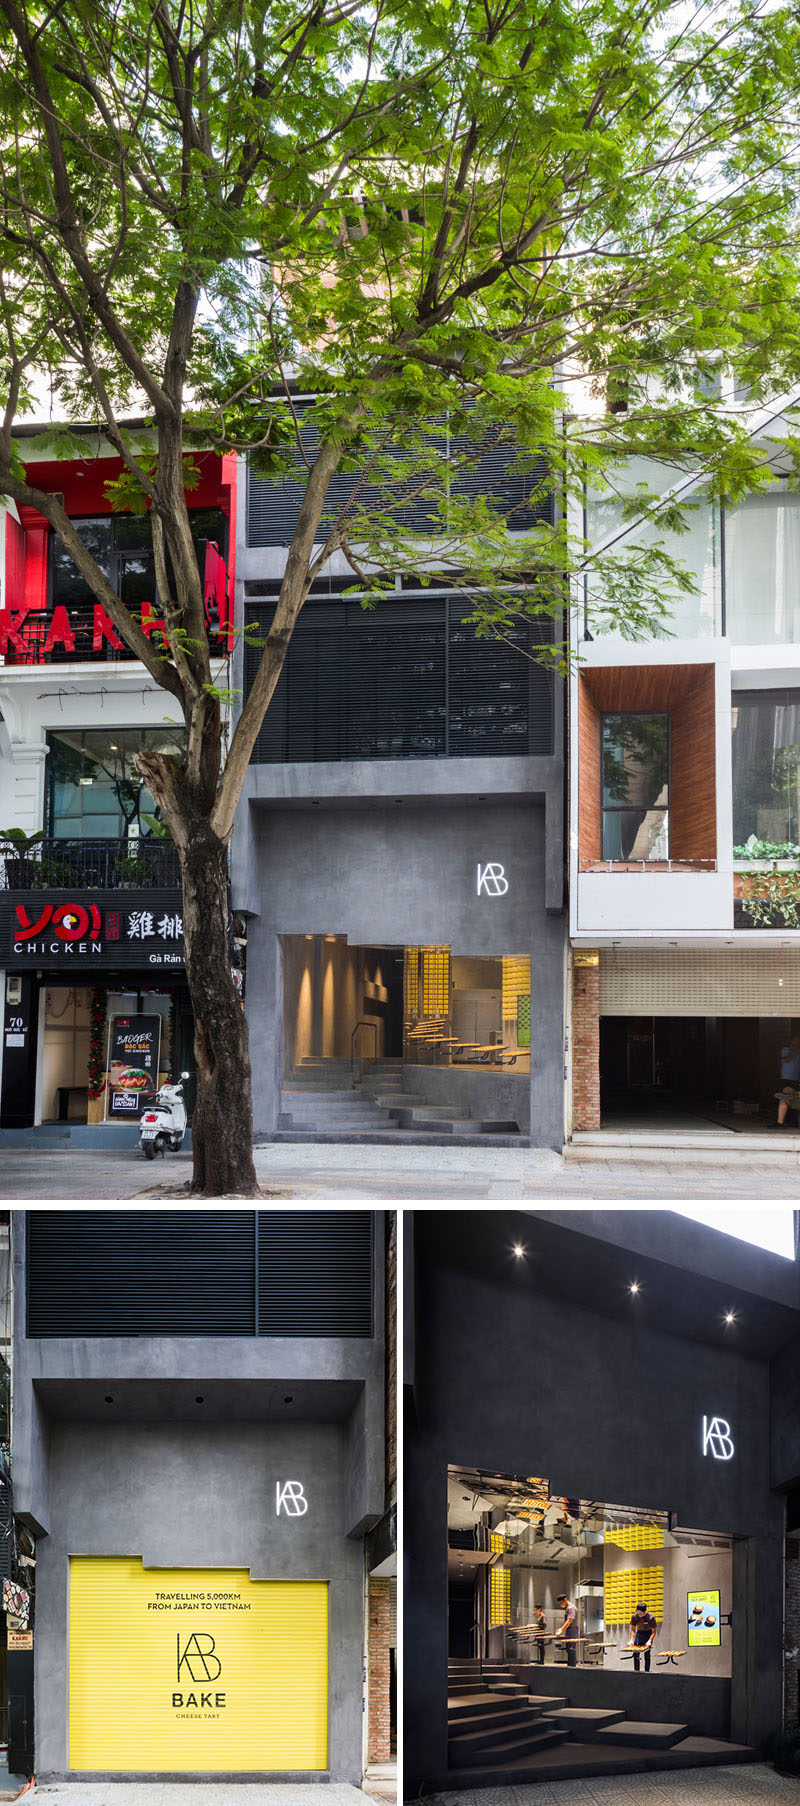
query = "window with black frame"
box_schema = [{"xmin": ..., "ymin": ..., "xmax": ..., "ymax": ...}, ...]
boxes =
[
  {"xmin": 732, "ymin": 690, "xmax": 800, "ymax": 855},
  {"xmin": 46, "ymin": 728, "xmax": 185, "ymax": 839},
  {"xmin": 602, "ymin": 713, "xmax": 670, "ymax": 861},
  {"xmin": 39, "ymin": 507, "xmax": 228, "ymax": 663}
]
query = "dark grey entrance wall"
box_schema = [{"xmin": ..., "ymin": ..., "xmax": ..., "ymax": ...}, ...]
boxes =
[
  {"xmin": 405, "ymin": 1257, "xmax": 784, "ymax": 1793},
  {"xmin": 35, "ymin": 1420, "xmax": 362, "ymax": 1782},
  {"xmin": 241, "ymin": 795, "xmax": 565, "ymax": 1147}
]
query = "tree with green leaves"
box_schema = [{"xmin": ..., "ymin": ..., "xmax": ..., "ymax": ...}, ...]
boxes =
[{"xmin": 0, "ymin": 0, "xmax": 799, "ymax": 1192}]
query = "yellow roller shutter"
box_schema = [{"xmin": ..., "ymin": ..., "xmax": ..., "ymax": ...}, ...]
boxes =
[{"xmin": 69, "ymin": 1557, "xmax": 328, "ymax": 1772}]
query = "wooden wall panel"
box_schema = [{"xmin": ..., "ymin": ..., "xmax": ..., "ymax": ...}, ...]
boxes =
[
  {"xmin": 670, "ymin": 665, "xmax": 716, "ymax": 862},
  {"xmin": 578, "ymin": 679, "xmax": 602, "ymax": 864},
  {"xmin": 580, "ymin": 661, "xmax": 717, "ymax": 868}
]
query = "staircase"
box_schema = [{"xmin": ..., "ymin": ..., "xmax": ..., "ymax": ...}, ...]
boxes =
[
  {"xmin": 274, "ymin": 1057, "xmax": 525, "ymax": 1144},
  {"xmin": 447, "ymin": 1662, "xmax": 568, "ymax": 1768},
  {"xmin": 445, "ymin": 1659, "xmax": 755, "ymax": 1781}
]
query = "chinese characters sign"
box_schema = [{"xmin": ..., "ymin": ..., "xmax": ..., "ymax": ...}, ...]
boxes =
[
  {"xmin": 105, "ymin": 1014, "xmax": 161, "ymax": 1120},
  {"xmin": 2, "ymin": 891, "xmax": 185, "ymax": 969}
]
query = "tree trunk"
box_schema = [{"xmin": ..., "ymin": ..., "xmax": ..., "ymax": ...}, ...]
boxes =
[{"xmin": 180, "ymin": 822, "xmax": 256, "ymax": 1195}]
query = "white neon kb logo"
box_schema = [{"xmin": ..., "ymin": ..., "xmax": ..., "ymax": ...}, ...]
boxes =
[
  {"xmin": 702, "ymin": 1416, "xmax": 735, "ymax": 1460},
  {"xmin": 477, "ymin": 862, "xmax": 509, "ymax": 897},
  {"xmin": 276, "ymin": 1480, "xmax": 309, "ymax": 1516}
]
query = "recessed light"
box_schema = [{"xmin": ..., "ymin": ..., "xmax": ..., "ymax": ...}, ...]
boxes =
[
  {"xmin": 724, "ymin": 1311, "xmax": 736, "ymax": 1325},
  {"xmin": 195, "ymin": 1395, "xmax": 205, "ymax": 1403},
  {"xmin": 104, "ymin": 1395, "xmax": 114, "ymax": 1404},
  {"xmin": 513, "ymin": 1244, "xmax": 526, "ymax": 1259},
  {"xmin": 284, "ymin": 1395, "xmax": 294, "ymax": 1404},
  {"xmin": 629, "ymin": 1282, "xmax": 640, "ymax": 1295}
]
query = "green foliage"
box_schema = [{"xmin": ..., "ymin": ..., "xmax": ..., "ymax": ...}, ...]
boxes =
[
  {"xmin": 1, "ymin": 0, "xmax": 800, "ymax": 743},
  {"xmin": 739, "ymin": 866, "xmax": 800, "ymax": 928},
  {"xmin": 734, "ymin": 836, "xmax": 800, "ymax": 861}
]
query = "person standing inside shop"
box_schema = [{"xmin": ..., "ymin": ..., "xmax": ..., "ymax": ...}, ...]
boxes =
[
  {"xmin": 629, "ymin": 1601, "xmax": 657, "ymax": 1671},
  {"xmin": 776, "ymin": 1034, "xmax": 800, "ymax": 1125},
  {"xmin": 535, "ymin": 1605, "xmax": 547, "ymax": 1665},
  {"xmin": 555, "ymin": 1594, "xmax": 579, "ymax": 1666}
]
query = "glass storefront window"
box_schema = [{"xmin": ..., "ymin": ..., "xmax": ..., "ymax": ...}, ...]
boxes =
[
  {"xmin": 46, "ymin": 727, "xmax": 185, "ymax": 839},
  {"xmin": 725, "ymin": 485, "xmax": 800, "ymax": 644},
  {"xmin": 732, "ymin": 690, "xmax": 800, "ymax": 854},
  {"xmin": 448, "ymin": 1466, "xmax": 732, "ymax": 1680},
  {"xmin": 602, "ymin": 713, "xmax": 669, "ymax": 861}
]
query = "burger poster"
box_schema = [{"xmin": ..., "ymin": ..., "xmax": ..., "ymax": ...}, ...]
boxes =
[
  {"xmin": 105, "ymin": 1014, "xmax": 161, "ymax": 1120},
  {"xmin": 687, "ymin": 1589, "xmax": 721, "ymax": 1646}
]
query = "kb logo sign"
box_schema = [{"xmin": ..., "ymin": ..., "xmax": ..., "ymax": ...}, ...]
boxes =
[
  {"xmin": 477, "ymin": 862, "xmax": 509, "ymax": 897},
  {"xmin": 276, "ymin": 1480, "xmax": 309, "ymax": 1517},
  {"xmin": 177, "ymin": 1633, "xmax": 221, "ymax": 1682},
  {"xmin": 702, "ymin": 1415, "xmax": 735, "ymax": 1460}
]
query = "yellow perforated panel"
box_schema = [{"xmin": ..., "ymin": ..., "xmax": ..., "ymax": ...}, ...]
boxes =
[
  {"xmin": 604, "ymin": 1524, "xmax": 664, "ymax": 1550},
  {"xmin": 69, "ymin": 1558, "xmax": 328, "ymax": 1772},
  {"xmin": 604, "ymin": 1566, "xmax": 664, "ymax": 1624}
]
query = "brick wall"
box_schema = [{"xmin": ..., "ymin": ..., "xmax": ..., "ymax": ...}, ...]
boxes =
[
  {"xmin": 368, "ymin": 1578, "xmax": 392, "ymax": 1763},
  {"xmin": 572, "ymin": 960, "xmax": 601, "ymax": 1131},
  {"xmin": 386, "ymin": 1210, "xmax": 396, "ymax": 1506},
  {"xmin": 786, "ymin": 1541, "xmax": 800, "ymax": 1735}
]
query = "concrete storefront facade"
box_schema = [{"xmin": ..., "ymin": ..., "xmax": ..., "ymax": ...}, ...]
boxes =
[
  {"xmin": 404, "ymin": 1208, "xmax": 800, "ymax": 1792},
  {"xmin": 10, "ymin": 1209, "xmax": 387, "ymax": 1784}
]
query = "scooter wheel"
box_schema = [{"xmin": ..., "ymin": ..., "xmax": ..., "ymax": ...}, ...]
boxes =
[{"xmin": 143, "ymin": 1141, "xmax": 156, "ymax": 1160}]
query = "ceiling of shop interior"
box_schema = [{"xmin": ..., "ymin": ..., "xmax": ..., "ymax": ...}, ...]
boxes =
[{"xmin": 416, "ymin": 1209, "xmax": 800, "ymax": 1360}]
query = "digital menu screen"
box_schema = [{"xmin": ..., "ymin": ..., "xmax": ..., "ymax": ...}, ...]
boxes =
[{"xmin": 687, "ymin": 1589, "xmax": 721, "ymax": 1645}]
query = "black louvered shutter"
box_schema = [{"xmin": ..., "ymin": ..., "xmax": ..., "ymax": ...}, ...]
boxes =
[
  {"xmin": 245, "ymin": 592, "xmax": 553, "ymax": 762},
  {"xmin": 257, "ymin": 1211, "xmax": 374, "ymax": 1336},
  {"xmin": 27, "ymin": 1211, "xmax": 256, "ymax": 1335},
  {"xmin": 247, "ymin": 415, "xmax": 554, "ymax": 547},
  {"xmin": 448, "ymin": 602, "xmax": 553, "ymax": 757}
]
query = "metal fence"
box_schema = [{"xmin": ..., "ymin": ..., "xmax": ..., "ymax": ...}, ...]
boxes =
[{"xmin": 0, "ymin": 837, "xmax": 181, "ymax": 891}]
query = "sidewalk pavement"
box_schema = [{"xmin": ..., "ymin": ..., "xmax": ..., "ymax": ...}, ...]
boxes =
[
  {"xmin": 416, "ymin": 1762, "xmax": 800, "ymax": 1804},
  {"xmin": 27, "ymin": 1786, "xmax": 377, "ymax": 1806},
  {"xmin": 1, "ymin": 1141, "xmax": 800, "ymax": 1200}
]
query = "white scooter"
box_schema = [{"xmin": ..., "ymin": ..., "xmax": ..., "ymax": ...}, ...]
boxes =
[{"xmin": 139, "ymin": 1073, "xmax": 191, "ymax": 1159}]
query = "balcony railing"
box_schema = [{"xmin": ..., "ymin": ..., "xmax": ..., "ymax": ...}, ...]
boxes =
[
  {"xmin": 580, "ymin": 858, "xmax": 718, "ymax": 873},
  {"xmin": 0, "ymin": 837, "xmax": 181, "ymax": 891}
]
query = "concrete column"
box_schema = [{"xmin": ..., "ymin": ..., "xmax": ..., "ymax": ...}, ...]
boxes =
[{"xmin": 530, "ymin": 912, "xmax": 566, "ymax": 1149}]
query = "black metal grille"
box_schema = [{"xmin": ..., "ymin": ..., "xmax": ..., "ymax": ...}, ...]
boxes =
[
  {"xmin": 247, "ymin": 430, "xmax": 552, "ymax": 546},
  {"xmin": 245, "ymin": 592, "xmax": 553, "ymax": 762},
  {"xmin": 27, "ymin": 1210, "xmax": 374, "ymax": 1337},
  {"xmin": 257, "ymin": 1211, "xmax": 374, "ymax": 1336},
  {"xmin": 1, "ymin": 837, "xmax": 181, "ymax": 892}
]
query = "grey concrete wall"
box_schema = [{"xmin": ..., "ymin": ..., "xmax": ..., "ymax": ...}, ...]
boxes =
[
  {"xmin": 771, "ymin": 1328, "xmax": 800, "ymax": 1490},
  {"xmin": 244, "ymin": 799, "xmax": 565, "ymax": 1147},
  {"xmin": 233, "ymin": 754, "xmax": 564, "ymax": 918},
  {"xmin": 601, "ymin": 1539, "xmax": 732, "ymax": 1677},
  {"xmin": 11, "ymin": 1214, "xmax": 386, "ymax": 1544},
  {"xmin": 35, "ymin": 1419, "xmax": 363, "ymax": 1781},
  {"xmin": 405, "ymin": 1252, "xmax": 785, "ymax": 1791}
]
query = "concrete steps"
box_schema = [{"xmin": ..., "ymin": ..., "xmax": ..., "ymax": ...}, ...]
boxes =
[
  {"xmin": 594, "ymin": 1719, "xmax": 690, "ymax": 1749},
  {"xmin": 447, "ymin": 1687, "xmax": 568, "ymax": 1768},
  {"xmin": 272, "ymin": 1064, "xmax": 526, "ymax": 1144},
  {"xmin": 542, "ymin": 1707, "xmax": 627, "ymax": 1738}
]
